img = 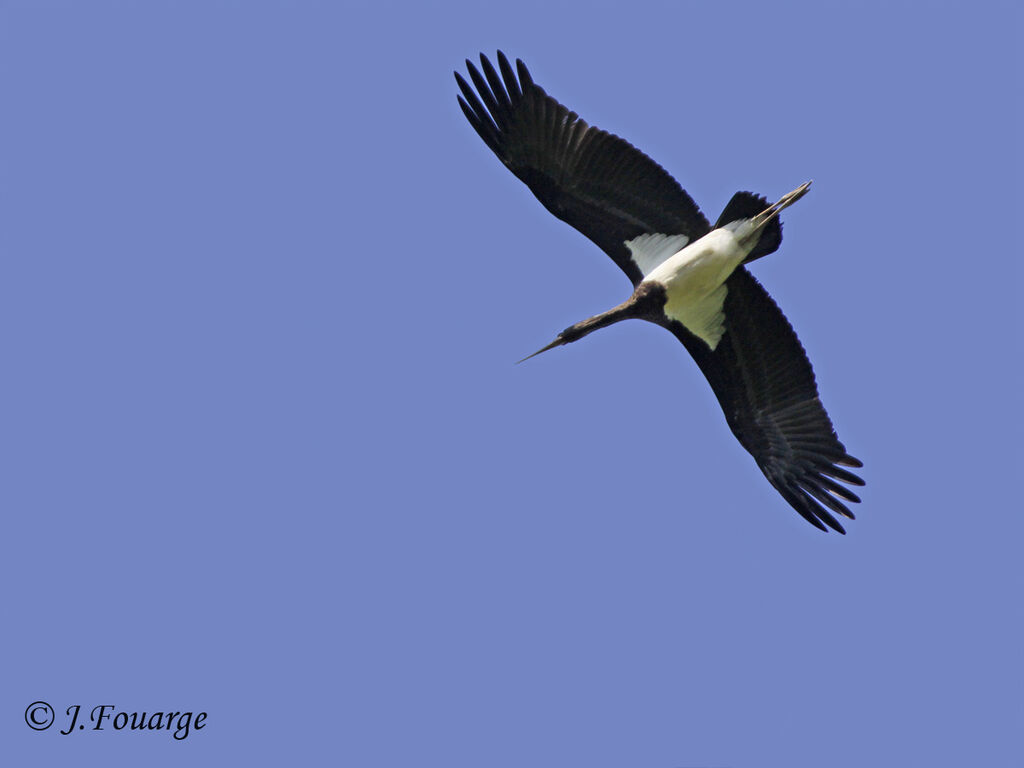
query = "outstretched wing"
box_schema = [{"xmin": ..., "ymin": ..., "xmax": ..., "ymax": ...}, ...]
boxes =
[
  {"xmin": 455, "ymin": 52, "xmax": 710, "ymax": 286},
  {"xmin": 662, "ymin": 267, "xmax": 864, "ymax": 533}
]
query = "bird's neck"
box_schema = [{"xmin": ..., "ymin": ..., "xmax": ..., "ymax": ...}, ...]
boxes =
[{"xmin": 562, "ymin": 283, "xmax": 666, "ymax": 343}]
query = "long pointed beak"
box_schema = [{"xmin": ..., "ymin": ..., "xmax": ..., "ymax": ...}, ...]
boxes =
[{"xmin": 516, "ymin": 336, "xmax": 565, "ymax": 364}]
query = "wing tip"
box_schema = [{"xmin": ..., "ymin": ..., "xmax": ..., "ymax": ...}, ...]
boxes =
[{"xmin": 768, "ymin": 465, "xmax": 862, "ymax": 534}]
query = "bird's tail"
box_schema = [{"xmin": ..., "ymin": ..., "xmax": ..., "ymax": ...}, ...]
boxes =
[{"xmin": 715, "ymin": 181, "xmax": 812, "ymax": 263}]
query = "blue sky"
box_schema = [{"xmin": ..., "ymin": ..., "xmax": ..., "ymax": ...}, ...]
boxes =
[{"xmin": 2, "ymin": 2, "xmax": 1021, "ymax": 766}]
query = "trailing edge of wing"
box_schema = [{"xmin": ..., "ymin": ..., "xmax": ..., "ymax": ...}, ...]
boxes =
[
  {"xmin": 663, "ymin": 268, "xmax": 863, "ymax": 533},
  {"xmin": 456, "ymin": 51, "xmax": 711, "ymax": 286}
]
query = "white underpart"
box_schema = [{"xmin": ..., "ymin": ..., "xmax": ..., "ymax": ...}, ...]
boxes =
[
  {"xmin": 624, "ymin": 233, "xmax": 691, "ymax": 278},
  {"xmin": 638, "ymin": 225, "xmax": 758, "ymax": 350}
]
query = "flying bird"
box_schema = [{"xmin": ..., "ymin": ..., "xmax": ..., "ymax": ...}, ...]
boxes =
[{"xmin": 455, "ymin": 52, "xmax": 863, "ymax": 533}]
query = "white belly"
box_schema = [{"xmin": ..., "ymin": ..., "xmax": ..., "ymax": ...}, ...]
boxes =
[{"xmin": 641, "ymin": 228, "xmax": 753, "ymax": 350}]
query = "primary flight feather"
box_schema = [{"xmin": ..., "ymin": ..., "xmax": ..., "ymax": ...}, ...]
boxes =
[{"xmin": 455, "ymin": 52, "xmax": 864, "ymax": 533}]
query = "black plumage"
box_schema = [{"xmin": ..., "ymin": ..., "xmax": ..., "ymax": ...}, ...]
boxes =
[{"xmin": 456, "ymin": 52, "xmax": 863, "ymax": 533}]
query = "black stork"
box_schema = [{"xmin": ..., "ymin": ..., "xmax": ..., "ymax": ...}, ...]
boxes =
[{"xmin": 455, "ymin": 52, "xmax": 864, "ymax": 533}]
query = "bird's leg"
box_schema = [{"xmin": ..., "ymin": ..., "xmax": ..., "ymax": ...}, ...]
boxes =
[{"xmin": 749, "ymin": 181, "xmax": 812, "ymax": 232}]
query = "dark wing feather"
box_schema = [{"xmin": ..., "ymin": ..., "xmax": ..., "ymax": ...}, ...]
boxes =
[
  {"xmin": 456, "ymin": 52, "xmax": 710, "ymax": 286},
  {"xmin": 660, "ymin": 268, "xmax": 864, "ymax": 533}
]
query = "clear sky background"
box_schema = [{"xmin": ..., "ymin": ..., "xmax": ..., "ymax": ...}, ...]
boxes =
[{"xmin": 2, "ymin": 2, "xmax": 1021, "ymax": 766}]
